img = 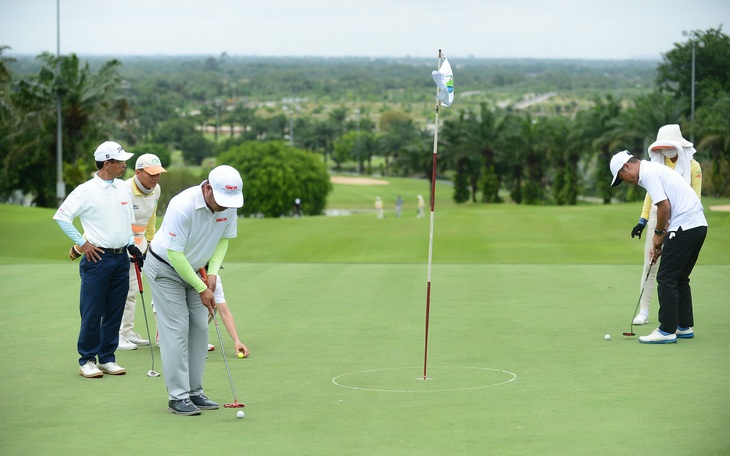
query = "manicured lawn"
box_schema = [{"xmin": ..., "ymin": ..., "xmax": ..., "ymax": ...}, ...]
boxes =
[{"xmin": 0, "ymin": 178, "xmax": 728, "ymax": 455}]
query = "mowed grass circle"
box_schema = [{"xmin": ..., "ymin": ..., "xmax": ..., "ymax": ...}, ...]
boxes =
[{"xmin": 332, "ymin": 366, "xmax": 517, "ymax": 392}]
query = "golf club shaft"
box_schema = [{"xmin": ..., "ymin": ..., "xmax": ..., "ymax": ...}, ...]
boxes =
[
  {"xmin": 627, "ymin": 263, "xmax": 653, "ymax": 336},
  {"xmin": 134, "ymin": 261, "xmax": 159, "ymax": 376},
  {"xmin": 199, "ymin": 268, "xmax": 240, "ymax": 403}
]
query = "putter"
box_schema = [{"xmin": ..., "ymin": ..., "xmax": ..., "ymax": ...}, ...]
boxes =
[
  {"xmin": 623, "ymin": 263, "xmax": 653, "ymax": 337},
  {"xmin": 200, "ymin": 268, "xmax": 245, "ymax": 408},
  {"xmin": 134, "ymin": 261, "xmax": 160, "ymax": 377}
]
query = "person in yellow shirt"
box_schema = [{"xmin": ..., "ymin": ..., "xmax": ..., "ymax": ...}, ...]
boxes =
[
  {"xmin": 629, "ymin": 125, "xmax": 702, "ymax": 325},
  {"xmin": 119, "ymin": 154, "xmax": 167, "ymax": 349}
]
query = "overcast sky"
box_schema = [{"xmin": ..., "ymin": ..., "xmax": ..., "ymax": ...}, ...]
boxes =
[{"xmin": 1, "ymin": 0, "xmax": 728, "ymax": 60}]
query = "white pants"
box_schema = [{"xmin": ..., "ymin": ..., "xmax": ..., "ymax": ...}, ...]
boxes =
[{"xmin": 640, "ymin": 206, "xmax": 659, "ymax": 313}]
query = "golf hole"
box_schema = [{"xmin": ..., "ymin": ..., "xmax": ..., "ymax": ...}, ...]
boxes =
[{"xmin": 332, "ymin": 366, "xmax": 516, "ymax": 393}]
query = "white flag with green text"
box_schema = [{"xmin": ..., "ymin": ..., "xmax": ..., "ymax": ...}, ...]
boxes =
[{"xmin": 431, "ymin": 56, "xmax": 454, "ymax": 107}]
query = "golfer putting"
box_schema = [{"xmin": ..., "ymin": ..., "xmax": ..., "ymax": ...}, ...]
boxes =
[{"xmin": 144, "ymin": 165, "xmax": 244, "ymax": 415}]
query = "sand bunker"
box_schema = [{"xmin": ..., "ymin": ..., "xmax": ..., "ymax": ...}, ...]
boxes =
[
  {"xmin": 330, "ymin": 176, "xmax": 390, "ymax": 185},
  {"xmin": 709, "ymin": 204, "xmax": 730, "ymax": 212}
]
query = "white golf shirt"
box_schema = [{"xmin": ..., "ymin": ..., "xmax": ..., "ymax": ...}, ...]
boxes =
[
  {"xmin": 54, "ymin": 173, "xmax": 134, "ymax": 249},
  {"xmin": 638, "ymin": 161, "xmax": 707, "ymax": 232},
  {"xmin": 151, "ymin": 184, "xmax": 237, "ymax": 270}
]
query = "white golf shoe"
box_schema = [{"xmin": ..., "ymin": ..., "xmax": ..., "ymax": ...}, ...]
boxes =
[
  {"xmin": 639, "ymin": 328, "xmax": 677, "ymax": 344},
  {"xmin": 117, "ymin": 334, "xmax": 138, "ymax": 351},
  {"xmin": 632, "ymin": 313, "xmax": 649, "ymax": 325},
  {"xmin": 676, "ymin": 327, "xmax": 695, "ymax": 339},
  {"xmin": 98, "ymin": 362, "xmax": 126, "ymax": 375},
  {"xmin": 124, "ymin": 331, "xmax": 150, "ymax": 346},
  {"xmin": 79, "ymin": 360, "xmax": 103, "ymax": 378}
]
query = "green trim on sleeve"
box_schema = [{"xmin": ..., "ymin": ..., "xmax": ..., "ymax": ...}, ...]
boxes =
[
  {"xmin": 168, "ymin": 250, "xmax": 208, "ymax": 293},
  {"xmin": 207, "ymin": 238, "xmax": 228, "ymax": 276}
]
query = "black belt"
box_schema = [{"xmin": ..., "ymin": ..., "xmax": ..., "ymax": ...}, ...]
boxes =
[
  {"xmin": 148, "ymin": 245, "xmax": 172, "ymax": 267},
  {"xmin": 102, "ymin": 247, "xmax": 126, "ymax": 254}
]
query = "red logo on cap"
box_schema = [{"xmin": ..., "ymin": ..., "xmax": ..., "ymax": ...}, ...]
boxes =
[{"xmin": 224, "ymin": 185, "xmax": 238, "ymax": 190}]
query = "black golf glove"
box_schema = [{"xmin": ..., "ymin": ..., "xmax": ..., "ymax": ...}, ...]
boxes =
[
  {"xmin": 631, "ymin": 218, "xmax": 648, "ymax": 239},
  {"xmin": 128, "ymin": 245, "xmax": 144, "ymax": 269}
]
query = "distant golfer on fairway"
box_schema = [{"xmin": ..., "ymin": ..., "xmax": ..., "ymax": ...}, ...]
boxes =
[
  {"xmin": 610, "ymin": 150, "xmax": 707, "ymax": 344},
  {"xmin": 144, "ymin": 165, "xmax": 243, "ymax": 416}
]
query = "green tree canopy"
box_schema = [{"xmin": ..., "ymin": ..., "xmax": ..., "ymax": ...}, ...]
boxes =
[{"xmin": 218, "ymin": 141, "xmax": 331, "ymax": 217}]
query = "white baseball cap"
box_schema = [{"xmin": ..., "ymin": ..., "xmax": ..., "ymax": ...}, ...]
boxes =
[
  {"xmin": 94, "ymin": 141, "xmax": 134, "ymax": 162},
  {"xmin": 135, "ymin": 153, "xmax": 167, "ymax": 174},
  {"xmin": 610, "ymin": 150, "xmax": 633, "ymax": 187},
  {"xmin": 208, "ymin": 165, "xmax": 244, "ymax": 208}
]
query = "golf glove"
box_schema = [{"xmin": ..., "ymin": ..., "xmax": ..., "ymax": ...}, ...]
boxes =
[
  {"xmin": 631, "ymin": 218, "xmax": 648, "ymax": 239},
  {"xmin": 128, "ymin": 245, "xmax": 144, "ymax": 269}
]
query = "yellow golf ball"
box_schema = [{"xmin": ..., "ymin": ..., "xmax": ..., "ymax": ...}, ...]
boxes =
[{"xmin": 237, "ymin": 352, "xmax": 244, "ymax": 359}]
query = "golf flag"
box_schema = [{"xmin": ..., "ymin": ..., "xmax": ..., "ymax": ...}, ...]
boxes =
[{"xmin": 431, "ymin": 56, "xmax": 454, "ymax": 107}]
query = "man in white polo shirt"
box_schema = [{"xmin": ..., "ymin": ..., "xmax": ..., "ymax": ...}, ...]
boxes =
[
  {"xmin": 144, "ymin": 165, "xmax": 243, "ymax": 416},
  {"xmin": 54, "ymin": 141, "xmax": 144, "ymax": 377},
  {"xmin": 610, "ymin": 150, "xmax": 708, "ymax": 344}
]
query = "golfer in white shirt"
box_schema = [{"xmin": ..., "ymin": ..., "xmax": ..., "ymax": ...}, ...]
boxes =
[{"xmin": 144, "ymin": 165, "xmax": 244, "ymax": 415}]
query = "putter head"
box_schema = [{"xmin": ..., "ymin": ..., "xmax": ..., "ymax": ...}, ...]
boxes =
[
  {"xmin": 622, "ymin": 332, "xmax": 636, "ymax": 337},
  {"xmin": 148, "ymin": 370, "xmax": 161, "ymax": 377},
  {"xmin": 224, "ymin": 401, "xmax": 246, "ymax": 408}
]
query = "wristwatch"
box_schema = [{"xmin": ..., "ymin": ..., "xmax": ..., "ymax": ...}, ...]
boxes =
[{"xmin": 654, "ymin": 228, "xmax": 665, "ymax": 236}]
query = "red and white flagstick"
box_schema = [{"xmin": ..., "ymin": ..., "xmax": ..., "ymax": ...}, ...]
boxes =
[{"xmin": 422, "ymin": 49, "xmax": 443, "ymax": 380}]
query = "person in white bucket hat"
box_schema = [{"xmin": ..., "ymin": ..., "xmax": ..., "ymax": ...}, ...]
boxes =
[
  {"xmin": 144, "ymin": 165, "xmax": 243, "ymax": 415},
  {"xmin": 610, "ymin": 150, "xmax": 707, "ymax": 344},
  {"xmin": 628, "ymin": 124, "xmax": 702, "ymax": 325}
]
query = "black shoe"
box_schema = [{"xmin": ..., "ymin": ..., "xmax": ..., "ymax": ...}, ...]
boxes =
[
  {"xmin": 190, "ymin": 393, "xmax": 219, "ymax": 410},
  {"xmin": 167, "ymin": 398, "xmax": 201, "ymax": 416}
]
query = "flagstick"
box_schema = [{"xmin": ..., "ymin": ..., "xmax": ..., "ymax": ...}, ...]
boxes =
[{"xmin": 422, "ymin": 49, "xmax": 442, "ymax": 381}]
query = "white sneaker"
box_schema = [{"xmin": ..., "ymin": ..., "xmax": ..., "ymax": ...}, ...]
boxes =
[
  {"xmin": 632, "ymin": 313, "xmax": 649, "ymax": 325},
  {"xmin": 676, "ymin": 327, "xmax": 695, "ymax": 339},
  {"xmin": 117, "ymin": 334, "xmax": 138, "ymax": 350},
  {"xmin": 639, "ymin": 328, "xmax": 677, "ymax": 344},
  {"xmin": 124, "ymin": 331, "xmax": 150, "ymax": 346},
  {"xmin": 79, "ymin": 360, "xmax": 103, "ymax": 378},
  {"xmin": 98, "ymin": 362, "xmax": 126, "ymax": 375},
  {"xmin": 208, "ymin": 344, "xmax": 215, "ymax": 351}
]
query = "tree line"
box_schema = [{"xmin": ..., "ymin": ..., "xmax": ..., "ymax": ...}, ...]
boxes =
[{"xmin": 1, "ymin": 27, "xmax": 728, "ymax": 211}]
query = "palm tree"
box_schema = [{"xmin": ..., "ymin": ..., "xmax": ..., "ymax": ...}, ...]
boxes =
[{"xmin": 3, "ymin": 52, "xmax": 124, "ymax": 207}]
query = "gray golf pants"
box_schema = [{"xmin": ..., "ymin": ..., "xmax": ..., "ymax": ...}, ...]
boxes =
[{"xmin": 144, "ymin": 253, "xmax": 209, "ymax": 400}]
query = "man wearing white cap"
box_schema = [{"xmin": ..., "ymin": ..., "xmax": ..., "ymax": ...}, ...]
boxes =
[
  {"xmin": 610, "ymin": 150, "xmax": 707, "ymax": 344},
  {"xmin": 628, "ymin": 124, "xmax": 702, "ymax": 326},
  {"xmin": 116, "ymin": 154, "xmax": 168, "ymax": 350},
  {"xmin": 144, "ymin": 165, "xmax": 244, "ymax": 415},
  {"xmin": 54, "ymin": 141, "xmax": 144, "ymax": 377}
]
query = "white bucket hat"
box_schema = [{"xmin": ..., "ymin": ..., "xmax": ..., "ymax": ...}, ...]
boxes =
[
  {"xmin": 648, "ymin": 124, "xmax": 693, "ymax": 151},
  {"xmin": 208, "ymin": 165, "xmax": 244, "ymax": 208}
]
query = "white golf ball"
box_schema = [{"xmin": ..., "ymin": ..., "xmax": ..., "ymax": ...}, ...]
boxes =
[
  {"xmin": 236, "ymin": 411, "xmax": 245, "ymax": 419},
  {"xmin": 604, "ymin": 334, "xmax": 611, "ymax": 340}
]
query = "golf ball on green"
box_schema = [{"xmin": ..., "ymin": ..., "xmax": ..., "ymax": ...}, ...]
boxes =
[
  {"xmin": 604, "ymin": 334, "xmax": 611, "ymax": 340},
  {"xmin": 237, "ymin": 411, "xmax": 245, "ymax": 419},
  {"xmin": 237, "ymin": 352, "xmax": 244, "ymax": 359}
]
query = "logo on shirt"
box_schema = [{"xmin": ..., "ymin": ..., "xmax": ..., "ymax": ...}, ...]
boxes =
[
  {"xmin": 216, "ymin": 217, "xmax": 228, "ymax": 223},
  {"xmin": 168, "ymin": 231, "xmax": 177, "ymax": 237},
  {"xmin": 121, "ymin": 201, "xmax": 128, "ymax": 206}
]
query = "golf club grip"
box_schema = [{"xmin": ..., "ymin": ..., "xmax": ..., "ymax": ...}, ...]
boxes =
[
  {"xmin": 134, "ymin": 260, "xmax": 143, "ymax": 293},
  {"xmin": 199, "ymin": 267, "xmax": 208, "ymax": 282}
]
